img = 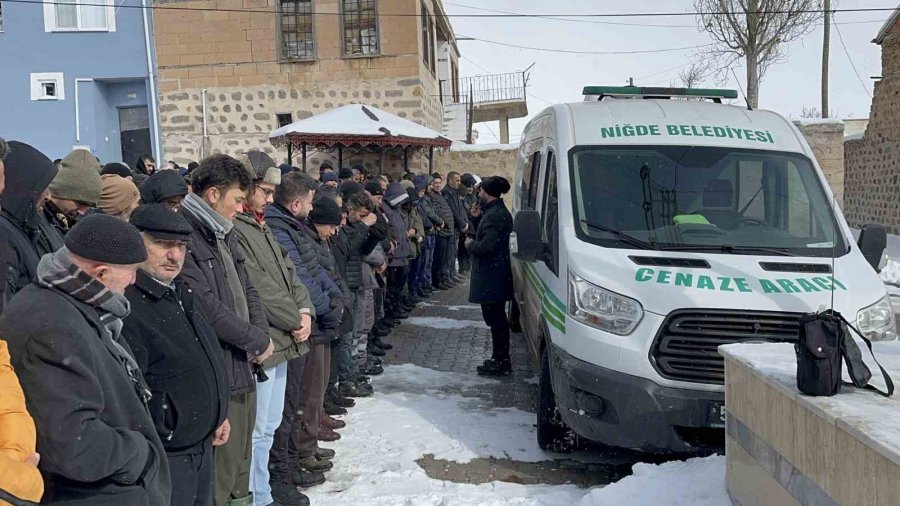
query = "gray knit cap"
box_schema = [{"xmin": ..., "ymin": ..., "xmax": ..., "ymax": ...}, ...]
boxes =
[{"xmin": 49, "ymin": 149, "xmax": 102, "ymax": 205}]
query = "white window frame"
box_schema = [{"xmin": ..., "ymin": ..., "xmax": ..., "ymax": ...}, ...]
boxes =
[
  {"xmin": 43, "ymin": 0, "xmax": 116, "ymax": 32},
  {"xmin": 30, "ymin": 73, "xmax": 65, "ymax": 101}
]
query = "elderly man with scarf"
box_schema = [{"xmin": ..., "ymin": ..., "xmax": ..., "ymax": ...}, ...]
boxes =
[{"xmin": 0, "ymin": 214, "xmax": 170, "ymax": 505}]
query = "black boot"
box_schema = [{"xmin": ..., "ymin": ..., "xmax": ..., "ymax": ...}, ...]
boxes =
[
  {"xmin": 339, "ymin": 380, "xmax": 374, "ymax": 398},
  {"xmin": 362, "ymin": 362, "xmax": 384, "ymax": 376},
  {"xmin": 476, "ymin": 358, "xmax": 512, "ymax": 377},
  {"xmin": 290, "ymin": 469, "xmax": 326, "ymax": 489},
  {"xmin": 270, "ymin": 479, "xmax": 311, "ymax": 505},
  {"xmin": 327, "ymin": 385, "xmax": 355, "ymax": 408},
  {"xmin": 370, "ymin": 336, "xmax": 393, "ymax": 350},
  {"xmin": 323, "ymin": 399, "xmax": 348, "ymax": 416},
  {"xmin": 368, "ymin": 345, "xmax": 386, "ymax": 357}
]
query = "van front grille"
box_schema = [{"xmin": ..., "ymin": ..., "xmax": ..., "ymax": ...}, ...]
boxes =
[{"xmin": 650, "ymin": 309, "xmax": 802, "ymax": 384}]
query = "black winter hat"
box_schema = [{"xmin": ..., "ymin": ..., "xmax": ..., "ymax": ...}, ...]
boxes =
[
  {"xmin": 130, "ymin": 204, "xmax": 193, "ymax": 241},
  {"xmin": 364, "ymin": 181, "xmax": 384, "ymax": 196},
  {"xmin": 405, "ymin": 187, "xmax": 420, "ymax": 205},
  {"xmin": 65, "ymin": 214, "xmax": 147, "ymax": 265},
  {"xmin": 139, "ymin": 170, "xmax": 188, "ymax": 204},
  {"xmin": 309, "ymin": 197, "xmax": 343, "ymax": 226},
  {"xmin": 101, "ymin": 162, "xmax": 134, "ymax": 179},
  {"xmin": 384, "ymin": 182, "xmax": 409, "ymax": 208},
  {"xmin": 480, "ymin": 176, "xmax": 511, "ymax": 198},
  {"xmin": 338, "ymin": 167, "xmax": 354, "ymax": 179},
  {"xmin": 339, "ymin": 181, "xmax": 364, "ymax": 200},
  {"xmin": 461, "ymin": 173, "xmax": 477, "ymax": 188}
]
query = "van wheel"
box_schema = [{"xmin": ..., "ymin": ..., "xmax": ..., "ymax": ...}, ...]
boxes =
[
  {"xmin": 537, "ymin": 346, "xmax": 579, "ymax": 453},
  {"xmin": 508, "ymin": 299, "xmax": 523, "ymax": 333}
]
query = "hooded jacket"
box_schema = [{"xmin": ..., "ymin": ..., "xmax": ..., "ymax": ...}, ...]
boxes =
[
  {"xmin": 428, "ymin": 190, "xmax": 455, "ymax": 238},
  {"xmin": 233, "ymin": 212, "xmax": 313, "ymax": 367},
  {"xmin": 381, "ymin": 201, "xmax": 411, "ymax": 267},
  {"xmin": 132, "ymin": 155, "xmax": 154, "ymax": 188},
  {"xmin": 139, "ymin": 170, "xmax": 188, "ymax": 205},
  {"xmin": 0, "ymin": 339, "xmax": 43, "ymax": 504},
  {"xmin": 0, "ymin": 141, "xmax": 64, "ymax": 309}
]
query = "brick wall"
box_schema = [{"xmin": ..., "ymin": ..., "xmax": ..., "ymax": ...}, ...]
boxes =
[
  {"xmin": 153, "ymin": 0, "xmax": 444, "ymax": 162},
  {"xmin": 793, "ymin": 121, "xmax": 845, "ymax": 207},
  {"xmin": 843, "ymin": 21, "xmax": 900, "ymax": 232}
]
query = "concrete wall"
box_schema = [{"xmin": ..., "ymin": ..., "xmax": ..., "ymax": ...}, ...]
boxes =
[
  {"xmin": 0, "ymin": 0, "xmax": 156, "ymax": 163},
  {"xmin": 843, "ymin": 21, "xmax": 900, "ymax": 232},
  {"xmin": 793, "ymin": 121, "xmax": 846, "ymax": 208},
  {"xmin": 154, "ymin": 0, "xmax": 449, "ymax": 164}
]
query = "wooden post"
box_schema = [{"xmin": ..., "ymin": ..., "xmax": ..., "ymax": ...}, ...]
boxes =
[
  {"xmin": 301, "ymin": 143, "xmax": 307, "ymax": 173},
  {"xmin": 379, "ymin": 148, "xmax": 385, "ymax": 176},
  {"xmin": 429, "ymin": 146, "xmax": 434, "ymax": 173},
  {"xmin": 287, "ymin": 142, "xmax": 293, "ymax": 166},
  {"xmin": 403, "ymin": 147, "xmax": 408, "ymax": 173},
  {"xmin": 338, "ymin": 145, "xmax": 343, "ymax": 169}
]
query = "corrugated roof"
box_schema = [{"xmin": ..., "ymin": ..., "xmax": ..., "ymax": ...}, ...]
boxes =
[{"xmin": 874, "ymin": 4, "xmax": 900, "ymax": 44}]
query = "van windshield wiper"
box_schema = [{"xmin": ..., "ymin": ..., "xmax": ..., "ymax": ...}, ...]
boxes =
[
  {"xmin": 580, "ymin": 220, "xmax": 657, "ymax": 250},
  {"xmin": 656, "ymin": 244, "xmax": 796, "ymax": 256}
]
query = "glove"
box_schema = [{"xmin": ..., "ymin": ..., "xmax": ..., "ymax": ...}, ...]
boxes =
[{"xmin": 321, "ymin": 299, "xmax": 344, "ymax": 329}]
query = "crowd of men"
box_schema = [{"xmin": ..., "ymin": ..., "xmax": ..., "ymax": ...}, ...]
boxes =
[{"xmin": 0, "ymin": 138, "xmax": 514, "ymax": 506}]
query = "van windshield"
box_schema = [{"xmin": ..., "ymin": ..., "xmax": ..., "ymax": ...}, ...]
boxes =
[{"xmin": 569, "ymin": 146, "xmax": 847, "ymax": 257}]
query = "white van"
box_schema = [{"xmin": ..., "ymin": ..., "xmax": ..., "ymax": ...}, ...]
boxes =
[{"xmin": 509, "ymin": 86, "xmax": 894, "ymax": 453}]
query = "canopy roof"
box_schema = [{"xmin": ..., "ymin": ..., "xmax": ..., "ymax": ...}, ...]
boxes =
[{"xmin": 269, "ymin": 104, "xmax": 452, "ymax": 150}]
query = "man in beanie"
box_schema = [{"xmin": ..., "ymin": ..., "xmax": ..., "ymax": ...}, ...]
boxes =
[
  {"xmin": 381, "ymin": 182, "xmax": 412, "ymax": 325},
  {"xmin": 337, "ymin": 168, "xmax": 354, "ymax": 185},
  {"xmin": 178, "ymin": 154, "xmax": 275, "ymax": 506},
  {"xmin": 466, "ymin": 176, "xmax": 515, "ymax": 376},
  {"xmin": 0, "ymin": 214, "xmax": 171, "ymax": 505},
  {"xmin": 98, "ymin": 174, "xmax": 140, "ymax": 221},
  {"xmin": 0, "ymin": 141, "xmax": 65, "ymax": 310},
  {"xmin": 101, "ymin": 162, "xmax": 134, "ymax": 180},
  {"xmin": 413, "ymin": 174, "xmax": 442, "ymax": 298},
  {"xmin": 44, "ymin": 149, "xmax": 102, "ymax": 236},
  {"xmin": 442, "ymin": 172, "xmax": 469, "ymax": 285},
  {"xmin": 427, "ymin": 174, "xmax": 455, "ymax": 290},
  {"xmin": 233, "ymin": 151, "xmax": 318, "ymax": 506},
  {"xmin": 140, "ymin": 169, "xmax": 189, "ymax": 210},
  {"xmin": 122, "ymin": 204, "xmax": 230, "ymax": 506},
  {"xmin": 321, "ymin": 171, "xmax": 338, "ymax": 189},
  {"xmin": 266, "ymin": 173, "xmax": 344, "ymax": 483},
  {"xmin": 458, "ymin": 173, "xmax": 479, "ymax": 274}
]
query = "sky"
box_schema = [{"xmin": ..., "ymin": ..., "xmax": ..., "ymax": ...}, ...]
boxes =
[{"xmin": 443, "ymin": 0, "xmax": 896, "ymax": 144}]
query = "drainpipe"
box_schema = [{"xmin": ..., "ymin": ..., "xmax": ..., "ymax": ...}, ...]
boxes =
[
  {"xmin": 201, "ymin": 88, "xmax": 208, "ymax": 159},
  {"xmin": 141, "ymin": 0, "xmax": 161, "ymax": 159},
  {"xmin": 74, "ymin": 78, "xmax": 94, "ymax": 144}
]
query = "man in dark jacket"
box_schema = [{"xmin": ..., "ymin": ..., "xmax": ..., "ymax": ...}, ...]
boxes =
[
  {"xmin": 442, "ymin": 171, "xmax": 469, "ymax": 284},
  {"xmin": 414, "ymin": 175, "xmax": 441, "ymax": 297},
  {"xmin": 140, "ymin": 169, "xmax": 189, "ymax": 210},
  {"xmin": 178, "ymin": 155, "xmax": 275, "ymax": 506},
  {"xmin": 0, "ymin": 214, "xmax": 170, "ymax": 505},
  {"xmin": 466, "ymin": 176, "xmax": 515, "ymax": 376},
  {"xmin": 0, "ymin": 141, "xmax": 64, "ymax": 312},
  {"xmin": 123, "ymin": 204, "xmax": 230, "ymax": 506},
  {"xmin": 458, "ymin": 173, "xmax": 479, "ymax": 274},
  {"xmin": 133, "ymin": 154, "xmax": 156, "ymax": 188},
  {"xmin": 382, "ymin": 183, "xmax": 411, "ymax": 323},
  {"xmin": 234, "ymin": 151, "xmax": 316, "ymax": 506},
  {"xmin": 428, "ymin": 174, "xmax": 455, "ymax": 290},
  {"xmin": 266, "ymin": 172, "xmax": 343, "ymax": 483}
]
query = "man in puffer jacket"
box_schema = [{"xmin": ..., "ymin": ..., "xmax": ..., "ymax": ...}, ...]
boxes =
[
  {"xmin": 414, "ymin": 175, "xmax": 442, "ymax": 297},
  {"xmin": 266, "ymin": 172, "xmax": 343, "ymax": 485},
  {"xmin": 0, "ymin": 337, "xmax": 43, "ymax": 505},
  {"xmin": 381, "ymin": 183, "xmax": 411, "ymax": 323},
  {"xmin": 233, "ymin": 151, "xmax": 315, "ymax": 506}
]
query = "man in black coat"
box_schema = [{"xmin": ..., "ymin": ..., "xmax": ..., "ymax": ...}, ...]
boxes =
[
  {"xmin": 139, "ymin": 170, "xmax": 189, "ymax": 210},
  {"xmin": 442, "ymin": 171, "xmax": 469, "ymax": 283},
  {"xmin": 466, "ymin": 176, "xmax": 515, "ymax": 377},
  {"xmin": 0, "ymin": 141, "xmax": 64, "ymax": 312},
  {"xmin": 122, "ymin": 204, "xmax": 230, "ymax": 506},
  {"xmin": 0, "ymin": 214, "xmax": 170, "ymax": 505},
  {"xmin": 178, "ymin": 155, "xmax": 274, "ymax": 506}
]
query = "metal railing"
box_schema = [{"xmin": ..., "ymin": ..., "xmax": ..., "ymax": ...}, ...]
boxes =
[{"xmin": 440, "ymin": 71, "xmax": 528, "ymax": 106}]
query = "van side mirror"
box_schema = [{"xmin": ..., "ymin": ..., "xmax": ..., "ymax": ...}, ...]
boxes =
[
  {"xmin": 858, "ymin": 223, "xmax": 887, "ymax": 272},
  {"xmin": 513, "ymin": 210, "xmax": 542, "ymax": 262}
]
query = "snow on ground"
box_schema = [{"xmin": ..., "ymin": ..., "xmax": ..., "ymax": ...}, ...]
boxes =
[
  {"xmin": 308, "ymin": 364, "xmax": 729, "ymax": 505},
  {"xmin": 406, "ymin": 316, "xmax": 488, "ymax": 329},
  {"xmin": 418, "ymin": 302, "xmax": 481, "ymax": 312}
]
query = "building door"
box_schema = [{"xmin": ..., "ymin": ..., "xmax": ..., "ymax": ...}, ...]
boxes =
[{"xmin": 119, "ymin": 106, "xmax": 151, "ymax": 165}]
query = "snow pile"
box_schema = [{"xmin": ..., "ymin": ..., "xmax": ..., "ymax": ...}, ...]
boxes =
[
  {"xmin": 792, "ymin": 118, "xmax": 845, "ymax": 127},
  {"xmin": 450, "ymin": 142, "xmax": 518, "ymax": 153},
  {"xmin": 406, "ymin": 316, "xmax": 488, "ymax": 329},
  {"xmin": 576, "ymin": 456, "xmax": 728, "ymax": 506},
  {"xmin": 308, "ymin": 364, "xmax": 729, "ymax": 505}
]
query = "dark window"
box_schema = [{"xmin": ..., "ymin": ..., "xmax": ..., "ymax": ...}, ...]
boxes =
[
  {"xmin": 522, "ymin": 151, "xmax": 542, "ymax": 209},
  {"xmin": 277, "ymin": 113, "xmax": 293, "ymax": 128},
  {"xmin": 421, "ymin": 2, "xmax": 430, "ymax": 68},
  {"xmin": 341, "ymin": 0, "xmax": 379, "ymax": 56},
  {"xmin": 1, "ymin": 1, "xmax": 4, "ymax": 31},
  {"xmin": 280, "ymin": 0, "xmax": 315, "ymax": 60},
  {"xmin": 542, "ymin": 151, "xmax": 559, "ymax": 275}
]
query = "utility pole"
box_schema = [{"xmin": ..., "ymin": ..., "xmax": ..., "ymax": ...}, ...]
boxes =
[{"xmin": 821, "ymin": 0, "xmax": 831, "ymax": 118}]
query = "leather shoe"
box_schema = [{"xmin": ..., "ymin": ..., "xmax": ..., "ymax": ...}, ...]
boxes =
[
  {"xmin": 322, "ymin": 401, "xmax": 347, "ymax": 416},
  {"xmin": 368, "ymin": 346, "xmax": 386, "ymax": 357},
  {"xmin": 317, "ymin": 428, "xmax": 341, "ymax": 442},
  {"xmin": 270, "ymin": 480, "xmax": 310, "ymax": 505},
  {"xmin": 316, "ymin": 447, "xmax": 336, "ymax": 461},
  {"xmin": 300, "ymin": 455, "xmax": 334, "ymax": 472},
  {"xmin": 290, "ymin": 469, "xmax": 326, "ymax": 489},
  {"xmin": 320, "ymin": 413, "xmax": 346, "ymax": 430}
]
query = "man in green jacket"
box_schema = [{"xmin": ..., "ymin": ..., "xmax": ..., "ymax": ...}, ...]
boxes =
[{"xmin": 234, "ymin": 151, "xmax": 315, "ymax": 506}]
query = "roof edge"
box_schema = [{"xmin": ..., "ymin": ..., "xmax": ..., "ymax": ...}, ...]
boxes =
[{"xmin": 874, "ymin": 5, "xmax": 900, "ymax": 44}]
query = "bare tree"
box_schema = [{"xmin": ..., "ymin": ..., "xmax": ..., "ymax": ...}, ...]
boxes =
[
  {"xmin": 694, "ymin": 0, "xmax": 823, "ymax": 108},
  {"xmin": 678, "ymin": 61, "xmax": 711, "ymax": 88}
]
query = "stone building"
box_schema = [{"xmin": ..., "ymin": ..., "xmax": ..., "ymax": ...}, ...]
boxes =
[
  {"xmin": 844, "ymin": 7, "xmax": 900, "ymax": 232},
  {"xmin": 153, "ymin": 0, "xmax": 461, "ymax": 166}
]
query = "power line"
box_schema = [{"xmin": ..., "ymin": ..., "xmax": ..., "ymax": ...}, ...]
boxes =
[
  {"xmin": 0, "ymin": 0, "xmax": 895, "ymax": 18},
  {"xmin": 460, "ymin": 56, "xmax": 492, "ymax": 75},
  {"xmin": 833, "ymin": 13, "xmax": 873, "ymax": 99},
  {"xmin": 458, "ymin": 35, "xmax": 711, "ymax": 55}
]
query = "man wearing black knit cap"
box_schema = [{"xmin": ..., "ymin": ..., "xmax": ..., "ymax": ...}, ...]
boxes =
[
  {"xmin": 466, "ymin": 176, "xmax": 515, "ymax": 377},
  {"xmin": 123, "ymin": 204, "xmax": 230, "ymax": 506},
  {"xmin": 0, "ymin": 214, "xmax": 172, "ymax": 505},
  {"xmin": 140, "ymin": 170, "xmax": 189, "ymax": 210}
]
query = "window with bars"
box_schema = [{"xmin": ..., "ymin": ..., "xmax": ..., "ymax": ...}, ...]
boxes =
[
  {"xmin": 279, "ymin": 0, "xmax": 315, "ymax": 60},
  {"xmin": 421, "ymin": 2, "xmax": 430, "ymax": 68},
  {"xmin": 341, "ymin": 0, "xmax": 378, "ymax": 56},
  {"xmin": 277, "ymin": 113, "xmax": 293, "ymax": 128}
]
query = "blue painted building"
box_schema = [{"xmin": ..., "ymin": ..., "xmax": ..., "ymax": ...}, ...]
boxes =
[{"xmin": 0, "ymin": 0, "xmax": 160, "ymax": 165}]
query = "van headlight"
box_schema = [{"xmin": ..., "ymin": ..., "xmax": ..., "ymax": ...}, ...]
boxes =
[
  {"xmin": 856, "ymin": 295, "xmax": 896, "ymax": 341},
  {"xmin": 568, "ymin": 270, "xmax": 642, "ymax": 335}
]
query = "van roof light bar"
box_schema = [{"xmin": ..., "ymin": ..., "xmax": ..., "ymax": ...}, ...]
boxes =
[{"xmin": 582, "ymin": 86, "xmax": 738, "ymax": 103}]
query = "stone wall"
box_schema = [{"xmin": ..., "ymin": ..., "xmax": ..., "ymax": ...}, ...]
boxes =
[
  {"xmin": 433, "ymin": 144, "xmax": 518, "ymax": 182},
  {"xmin": 843, "ymin": 23, "xmax": 900, "ymax": 232},
  {"xmin": 794, "ymin": 121, "xmax": 846, "ymax": 207},
  {"xmin": 153, "ymin": 0, "xmax": 444, "ymax": 163}
]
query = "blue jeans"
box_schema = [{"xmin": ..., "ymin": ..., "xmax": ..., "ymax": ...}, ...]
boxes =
[{"xmin": 250, "ymin": 362, "xmax": 288, "ymax": 505}]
